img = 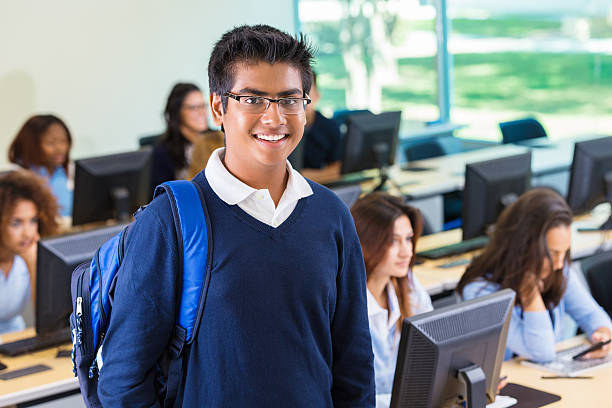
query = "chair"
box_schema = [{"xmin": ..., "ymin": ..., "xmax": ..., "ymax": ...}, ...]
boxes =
[
  {"xmin": 138, "ymin": 133, "xmax": 162, "ymax": 148},
  {"xmin": 499, "ymin": 117, "xmax": 547, "ymax": 144},
  {"xmin": 579, "ymin": 250, "xmax": 612, "ymax": 319},
  {"xmin": 403, "ymin": 140, "xmax": 444, "ymax": 161}
]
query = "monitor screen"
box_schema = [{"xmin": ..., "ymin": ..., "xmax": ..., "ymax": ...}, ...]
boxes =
[
  {"xmin": 390, "ymin": 289, "xmax": 515, "ymax": 408},
  {"xmin": 341, "ymin": 111, "xmax": 401, "ymax": 174},
  {"xmin": 72, "ymin": 149, "xmax": 152, "ymax": 226},
  {"xmin": 36, "ymin": 224, "xmax": 125, "ymax": 335},
  {"xmin": 566, "ymin": 136, "xmax": 612, "ymax": 226},
  {"xmin": 462, "ymin": 153, "xmax": 531, "ymax": 241}
]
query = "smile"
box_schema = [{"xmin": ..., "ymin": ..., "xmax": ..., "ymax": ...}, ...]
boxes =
[{"xmin": 254, "ymin": 134, "xmax": 288, "ymax": 142}]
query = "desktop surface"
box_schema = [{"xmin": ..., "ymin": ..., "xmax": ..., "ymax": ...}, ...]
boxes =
[{"xmin": 0, "ymin": 329, "xmax": 77, "ymax": 407}]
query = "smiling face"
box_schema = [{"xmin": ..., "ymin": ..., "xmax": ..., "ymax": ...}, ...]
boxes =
[
  {"xmin": 40, "ymin": 123, "xmax": 70, "ymax": 169},
  {"xmin": 370, "ymin": 215, "xmax": 415, "ymax": 281},
  {"xmin": 211, "ymin": 61, "xmax": 306, "ymax": 178},
  {"xmin": 2, "ymin": 199, "xmax": 39, "ymax": 256}
]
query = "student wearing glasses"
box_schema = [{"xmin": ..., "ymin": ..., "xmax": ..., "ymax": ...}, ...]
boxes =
[
  {"xmin": 458, "ymin": 188, "xmax": 612, "ymax": 363},
  {"xmin": 151, "ymin": 82, "xmax": 224, "ymax": 190},
  {"xmin": 351, "ymin": 192, "xmax": 432, "ymax": 395},
  {"xmin": 98, "ymin": 25, "xmax": 374, "ymax": 407}
]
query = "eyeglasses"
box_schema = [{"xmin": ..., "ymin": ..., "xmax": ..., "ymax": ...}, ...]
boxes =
[{"xmin": 224, "ymin": 92, "xmax": 311, "ymax": 115}]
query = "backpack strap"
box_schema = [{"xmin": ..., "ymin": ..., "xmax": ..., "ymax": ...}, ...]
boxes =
[{"xmin": 153, "ymin": 180, "xmax": 213, "ymax": 407}]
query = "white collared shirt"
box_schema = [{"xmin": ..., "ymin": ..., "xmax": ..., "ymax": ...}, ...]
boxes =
[
  {"xmin": 367, "ymin": 276, "xmax": 433, "ymax": 395},
  {"xmin": 204, "ymin": 148, "xmax": 313, "ymax": 228}
]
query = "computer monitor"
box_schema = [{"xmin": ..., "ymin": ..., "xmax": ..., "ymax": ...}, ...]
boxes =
[
  {"xmin": 566, "ymin": 136, "xmax": 612, "ymax": 230},
  {"xmin": 462, "ymin": 152, "xmax": 532, "ymax": 241},
  {"xmin": 390, "ymin": 289, "xmax": 515, "ymax": 408},
  {"xmin": 340, "ymin": 111, "xmax": 401, "ymax": 175},
  {"xmin": 36, "ymin": 224, "xmax": 126, "ymax": 336},
  {"xmin": 72, "ymin": 149, "xmax": 152, "ymax": 226}
]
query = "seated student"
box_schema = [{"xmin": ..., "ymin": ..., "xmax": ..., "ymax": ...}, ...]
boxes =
[
  {"xmin": 298, "ymin": 71, "xmax": 343, "ymax": 183},
  {"xmin": 0, "ymin": 171, "xmax": 58, "ymax": 334},
  {"xmin": 9, "ymin": 114, "xmax": 73, "ymax": 217},
  {"xmin": 151, "ymin": 82, "xmax": 224, "ymax": 190},
  {"xmin": 351, "ymin": 192, "xmax": 433, "ymax": 395},
  {"xmin": 458, "ymin": 188, "xmax": 612, "ymax": 363}
]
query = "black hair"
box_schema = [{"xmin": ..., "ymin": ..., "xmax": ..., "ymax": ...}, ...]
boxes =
[
  {"xmin": 159, "ymin": 82, "xmax": 201, "ymax": 169},
  {"xmin": 208, "ymin": 24, "xmax": 315, "ymax": 110}
]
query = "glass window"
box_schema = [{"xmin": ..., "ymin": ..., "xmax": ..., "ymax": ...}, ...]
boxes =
[
  {"xmin": 298, "ymin": 0, "xmax": 441, "ymax": 129},
  {"xmin": 448, "ymin": 4, "xmax": 612, "ymax": 142}
]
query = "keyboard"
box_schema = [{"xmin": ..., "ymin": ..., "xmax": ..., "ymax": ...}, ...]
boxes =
[
  {"xmin": 0, "ymin": 329, "xmax": 72, "ymax": 357},
  {"xmin": 417, "ymin": 235, "xmax": 489, "ymax": 260}
]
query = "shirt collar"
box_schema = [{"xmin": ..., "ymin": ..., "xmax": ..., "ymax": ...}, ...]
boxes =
[
  {"xmin": 367, "ymin": 282, "xmax": 402, "ymax": 331},
  {"xmin": 205, "ymin": 147, "xmax": 313, "ymax": 206}
]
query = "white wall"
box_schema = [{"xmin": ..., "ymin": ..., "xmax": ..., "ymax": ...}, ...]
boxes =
[{"xmin": 0, "ymin": 1, "xmax": 296, "ymax": 164}]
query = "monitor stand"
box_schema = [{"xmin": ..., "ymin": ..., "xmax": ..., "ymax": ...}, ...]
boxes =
[
  {"xmin": 599, "ymin": 172, "xmax": 612, "ymax": 230},
  {"xmin": 111, "ymin": 187, "xmax": 131, "ymax": 222},
  {"xmin": 458, "ymin": 365, "xmax": 487, "ymax": 408}
]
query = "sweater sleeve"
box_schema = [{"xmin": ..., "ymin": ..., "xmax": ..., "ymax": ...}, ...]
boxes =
[
  {"xmin": 462, "ymin": 280, "xmax": 556, "ymax": 362},
  {"xmin": 330, "ymin": 214, "xmax": 375, "ymax": 407},
  {"xmin": 563, "ymin": 266, "xmax": 612, "ymax": 338},
  {"xmin": 98, "ymin": 196, "xmax": 179, "ymax": 407}
]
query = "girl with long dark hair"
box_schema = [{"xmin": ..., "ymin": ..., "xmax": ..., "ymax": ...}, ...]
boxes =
[
  {"xmin": 351, "ymin": 192, "xmax": 432, "ymax": 394},
  {"xmin": 458, "ymin": 188, "xmax": 612, "ymax": 362}
]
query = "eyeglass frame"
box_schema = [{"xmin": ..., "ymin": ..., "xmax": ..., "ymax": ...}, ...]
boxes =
[{"xmin": 224, "ymin": 92, "xmax": 311, "ymax": 115}]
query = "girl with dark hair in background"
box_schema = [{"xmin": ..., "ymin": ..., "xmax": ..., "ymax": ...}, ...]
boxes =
[
  {"xmin": 458, "ymin": 188, "xmax": 612, "ymax": 362},
  {"xmin": 9, "ymin": 114, "xmax": 73, "ymax": 217},
  {"xmin": 151, "ymin": 83, "xmax": 224, "ymax": 190},
  {"xmin": 0, "ymin": 171, "xmax": 58, "ymax": 334},
  {"xmin": 351, "ymin": 192, "xmax": 433, "ymax": 395}
]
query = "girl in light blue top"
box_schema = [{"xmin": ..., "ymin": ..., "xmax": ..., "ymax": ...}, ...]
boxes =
[
  {"xmin": 458, "ymin": 188, "xmax": 612, "ymax": 363},
  {"xmin": 9, "ymin": 115, "xmax": 73, "ymax": 217},
  {"xmin": 0, "ymin": 171, "xmax": 59, "ymax": 334},
  {"xmin": 351, "ymin": 193, "xmax": 433, "ymax": 395}
]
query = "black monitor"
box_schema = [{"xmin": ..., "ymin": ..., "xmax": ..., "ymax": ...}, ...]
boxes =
[
  {"xmin": 36, "ymin": 225, "xmax": 125, "ymax": 336},
  {"xmin": 567, "ymin": 136, "xmax": 612, "ymax": 230},
  {"xmin": 340, "ymin": 111, "xmax": 401, "ymax": 175},
  {"xmin": 390, "ymin": 289, "xmax": 515, "ymax": 408},
  {"xmin": 72, "ymin": 149, "xmax": 152, "ymax": 226},
  {"xmin": 462, "ymin": 153, "xmax": 532, "ymax": 241}
]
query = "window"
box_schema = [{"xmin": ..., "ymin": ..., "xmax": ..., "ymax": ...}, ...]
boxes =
[{"xmin": 298, "ymin": 0, "xmax": 441, "ymax": 127}]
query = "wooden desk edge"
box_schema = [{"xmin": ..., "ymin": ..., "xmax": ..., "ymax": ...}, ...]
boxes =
[{"xmin": 0, "ymin": 377, "xmax": 79, "ymax": 406}]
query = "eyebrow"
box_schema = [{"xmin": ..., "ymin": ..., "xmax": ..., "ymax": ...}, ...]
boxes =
[{"xmin": 236, "ymin": 87, "xmax": 303, "ymax": 97}]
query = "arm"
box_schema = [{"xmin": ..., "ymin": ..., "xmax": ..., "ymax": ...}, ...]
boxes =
[
  {"xmin": 300, "ymin": 162, "xmax": 341, "ymax": 184},
  {"xmin": 330, "ymin": 216, "xmax": 375, "ymax": 407},
  {"xmin": 462, "ymin": 279, "xmax": 556, "ymax": 362},
  {"xmin": 563, "ymin": 266, "xmax": 612, "ymax": 358},
  {"xmin": 97, "ymin": 197, "xmax": 179, "ymax": 407}
]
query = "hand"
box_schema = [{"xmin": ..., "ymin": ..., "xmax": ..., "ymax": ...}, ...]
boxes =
[
  {"xmin": 520, "ymin": 273, "xmax": 546, "ymax": 312},
  {"xmin": 496, "ymin": 375, "xmax": 508, "ymax": 394},
  {"xmin": 19, "ymin": 232, "xmax": 40, "ymax": 267},
  {"xmin": 584, "ymin": 327, "xmax": 612, "ymax": 359}
]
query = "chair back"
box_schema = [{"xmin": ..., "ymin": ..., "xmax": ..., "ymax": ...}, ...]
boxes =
[{"xmin": 499, "ymin": 117, "xmax": 547, "ymax": 144}]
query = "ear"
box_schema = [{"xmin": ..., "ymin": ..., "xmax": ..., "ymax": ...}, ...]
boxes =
[{"xmin": 210, "ymin": 93, "xmax": 224, "ymax": 127}]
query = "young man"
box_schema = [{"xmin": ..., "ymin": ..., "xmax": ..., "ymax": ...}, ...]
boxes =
[{"xmin": 98, "ymin": 25, "xmax": 375, "ymax": 407}]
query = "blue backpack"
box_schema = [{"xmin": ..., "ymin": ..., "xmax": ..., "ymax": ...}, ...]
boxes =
[{"xmin": 69, "ymin": 180, "xmax": 213, "ymax": 408}]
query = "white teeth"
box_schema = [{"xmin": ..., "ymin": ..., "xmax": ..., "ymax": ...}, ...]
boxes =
[{"xmin": 256, "ymin": 134, "xmax": 286, "ymax": 141}]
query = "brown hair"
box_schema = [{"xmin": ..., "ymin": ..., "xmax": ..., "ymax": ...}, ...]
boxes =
[
  {"xmin": 457, "ymin": 188, "xmax": 573, "ymax": 309},
  {"xmin": 351, "ymin": 192, "xmax": 424, "ymax": 320},
  {"xmin": 8, "ymin": 114, "xmax": 72, "ymax": 172},
  {"xmin": 0, "ymin": 171, "xmax": 59, "ymax": 238}
]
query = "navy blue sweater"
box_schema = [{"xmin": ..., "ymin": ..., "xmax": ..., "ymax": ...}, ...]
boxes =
[{"xmin": 98, "ymin": 172, "xmax": 374, "ymax": 407}]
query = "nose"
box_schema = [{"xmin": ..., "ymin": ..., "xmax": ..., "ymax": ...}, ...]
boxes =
[
  {"xmin": 553, "ymin": 254, "xmax": 565, "ymax": 270},
  {"xmin": 399, "ymin": 240, "xmax": 413, "ymax": 259},
  {"xmin": 260, "ymin": 101, "xmax": 287, "ymax": 126}
]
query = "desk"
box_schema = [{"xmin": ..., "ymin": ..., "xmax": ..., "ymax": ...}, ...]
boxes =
[
  {"xmin": 501, "ymin": 336, "xmax": 610, "ymax": 407},
  {"xmin": 0, "ymin": 329, "xmax": 77, "ymax": 407},
  {"xmin": 413, "ymin": 210, "xmax": 612, "ymax": 296}
]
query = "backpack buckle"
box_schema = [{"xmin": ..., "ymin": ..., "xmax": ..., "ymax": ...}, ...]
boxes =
[{"xmin": 169, "ymin": 325, "xmax": 187, "ymax": 358}]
